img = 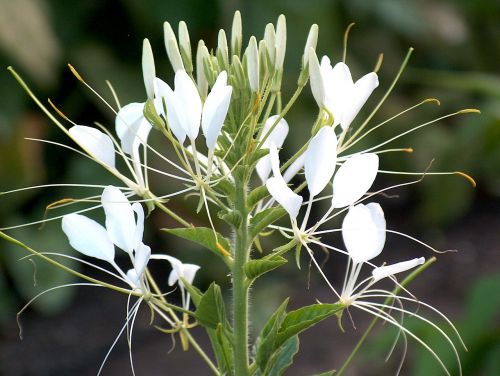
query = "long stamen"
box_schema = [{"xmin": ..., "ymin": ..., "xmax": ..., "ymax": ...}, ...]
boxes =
[{"xmin": 341, "ymin": 98, "xmax": 440, "ymax": 152}]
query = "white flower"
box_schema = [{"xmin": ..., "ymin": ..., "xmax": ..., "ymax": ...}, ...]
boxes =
[
  {"xmin": 150, "ymin": 254, "xmax": 200, "ymax": 310},
  {"xmin": 62, "ymin": 186, "xmax": 150, "ymax": 290},
  {"xmin": 311, "ymin": 56, "xmax": 379, "ymax": 130},
  {"xmin": 155, "ymin": 70, "xmax": 232, "ymax": 149}
]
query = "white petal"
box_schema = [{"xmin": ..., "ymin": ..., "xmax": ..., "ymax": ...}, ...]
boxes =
[
  {"xmin": 323, "ymin": 62, "xmax": 353, "ymax": 128},
  {"xmin": 342, "ymin": 203, "xmax": 386, "ymax": 263},
  {"xmin": 256, "ymin": 115, "xmax": 289, "ymax": 183},
  {"xmin": 115, "ymin": 102, "xmax": 152, "ymax": 155},
  {"xmin": 340, "ymin": 72, "xmax": 379, "ymax": 130},
  {"xmin": 101, "ymin": 186, "xmax": 137, "ymax": 254},
  {"xmin": 372, "ymin": 257, "xmax": 425, "ymax": 282},
  {"xmin": 308, "ymin": 49, "xmax": 324, "ymax": 108},
  {"xmin": 331, "ymin": 153, "xmax": 379, "ymax": 208},
  {"xmin": 260, "ymin": 115, "xmax": 289, "ymax": 148},
  {"xmin": 304, "ymin": 126, "xmax": 337, "ymax": 197},
  {"xmin": 175, "ymin": 70, "xmax": 202, "ymax": 141},
  {"xmin": 179, "ymin": 263, "xmax": 200, "ymax": 286},
  {"xmin": 283, "ymin": 154, "xmax": 305, "ymax": 183},
  {"xmin": 126, "ymin": 269, "xmax": 140, "ymax": 288},
  {"xmin": 132, "ymin": 202, "xmax": 145, "ymax": 249},
  {"xmin": 69, "ymin": 125, "xmax": 115, "ymax": 168},
  {"xmin": 62, "ymin": 214, "xmax": 114, "ymax": 262},
  {"xmin": 162, "ymin": 255, "xmax": 200, "ymax": 287},
  {"xmin": 134, "ymin": 242, "xmax": 151, "ymax": 278},
  {"xmin": 266, "ymin": 176, "xmax": 303, "ymax": 219},
  {"xmin": 154, "ymin": 77, "xmax": 187, "ymax": 143},
  {"xmin": 202, "ymin": 71, "xmax": 232, "ymax": 150}
]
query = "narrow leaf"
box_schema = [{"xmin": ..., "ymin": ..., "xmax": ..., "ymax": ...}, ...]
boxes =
[
  {"xmin": 250, "ymin": 207, "xmax": 287, "ymax": 239},
  {"xmin": 245, "ymin": 257, "xmax": 287, "ymax": 280},
  {"xmin": 276, "ymin": 303, "xmax": 343, "ymax": 346},
  {"xmin": 265, "ymin": 336, "xmax": 300, "ymax": 376},
  {"xmin": 162, "ymin": 227, "xmax": 232, "ymax": 259},
  {"xmin": 256, "ymin": 298, "xmax": 289, "ymax": 371}
]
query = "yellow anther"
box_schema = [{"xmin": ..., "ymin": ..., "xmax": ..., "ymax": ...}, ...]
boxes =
[
  {"xmin": 67, "ymin": 63, "xmax": 84, "ymax": 82},
  {"xmin": 455, "ymin": 171, "xmax": 477, "ymax": 187},
  {"xmin": 458, "ymin": 108, "xmax": 481, "ymax": 114},
  {"xmin": 424, "ymin": 98, "xmax": 441, "ymax": 106},
  {"xmin": 48, "ymin": 99, "xmax": 71, "ymax": 122},
  {"xmin": 46, "ymin": 198, "xmax": 76, "ymax": 210}
]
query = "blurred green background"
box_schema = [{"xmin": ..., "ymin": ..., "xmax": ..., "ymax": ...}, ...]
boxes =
[{"xmin": 0, "ymin": 0, "xmax": 498, "ymax": 375}]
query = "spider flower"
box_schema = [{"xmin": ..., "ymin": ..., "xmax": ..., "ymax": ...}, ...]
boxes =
[{"xmin": 62, "ymin": 186, "xmax": 151, "ymax": 290}]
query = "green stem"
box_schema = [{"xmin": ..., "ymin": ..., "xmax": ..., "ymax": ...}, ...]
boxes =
[
  {"xmin": 182, "ymin": 328, "xmax": 221, "ymax": 375},
  {"xmin": 336, "ymin": 257, "xmax": 436, "ymax": 376},
  {"xmin": 233, "ymin": 178, "xmax": 250, "ymax": 376}
]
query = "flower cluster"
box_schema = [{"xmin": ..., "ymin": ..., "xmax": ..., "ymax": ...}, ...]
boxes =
[{"xmin": 0, "ymin": 10, "xmax": 477, "ymax": 376}]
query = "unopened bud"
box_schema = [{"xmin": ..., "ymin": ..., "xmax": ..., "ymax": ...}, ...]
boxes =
[
  {"xmin": 163, "ymin": 22, "xmax": 184, "ymax": 72},
  {"xmin": 217, "ymin": 29, "xmax": 229, "ymax": 70},
  {"xmin": 302, "ymin": 24, "xmax": 318, "ymax": 68},
  {"xmin": 196, "ymin": 40, "xmax": 209, "ymax": 98},
  {"xmin": 275, "ymin": 15, "xmax": 286, "ymax": 70},
  {"xmin": 258, "ymin": 40, "xmax": 268, "ymax": 82},
  {"xmin": 264, "ymin": 23, "xmax": 276, "ymax": 66},
  {"xmin": 178, "ymin": 21, "xmax": 193, "ymax": 73},
  {"xmin": 231, "ymin": 10, "xmax": 242, "ymax": 57},
  {"xmin": 142, "ymin": 39, "xmax": 155, "ymax": 99},
  {"xmin": 246, "ymin": 36, "xmax": 259, "ymax": 92},
  {"xmin": 231, "ymin": 55, "xmax": 246, "ymax": 89}
]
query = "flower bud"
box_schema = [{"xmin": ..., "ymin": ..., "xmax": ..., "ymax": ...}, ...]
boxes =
[
  {"xmin": 263, "ymin": 23, "xmax": 276, "ymax": 66},
  {"xmin": 245, "ymin": 36, "xmax": 259, "ymax": 93},
  {"xmin": 231, "ymin": 55, "xmax": 246, "ymax": 89},
  {"xmin": 142, "ymin": 38, "xmax": 155, "ymax": 99},
  {"xmin": 275, "ymin": 15, "xmax": 286, "ymax": 70},
  {"xmin": 217, "ymin": 29, "xmax": 229, "ymax": 70},
  {"xmin": 178, "ymin": 21, "xmax": 193, "ymax": 73},
  {"xmin": 258, "ymin": 40, "xmax": 268, "ymax": 83},
  {"xmin": 302, "ymin": 24, "xmax": 318, "ymax": 68},
  {"xmin": 163, "ymin": 22, "xmax": 184, "ymax": 72},
  {"xmin": 196, "ymin": 40, "xmax": 209, "ymax": 98},
  {"xmin": 231, "ymin": 10, "xmax": 242, "ymax": 57}
]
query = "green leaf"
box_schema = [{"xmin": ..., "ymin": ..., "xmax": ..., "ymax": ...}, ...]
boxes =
[
  {"xmin": 162, "ymin": 227, "xmax": 232, "ymax": 259},
  {"xmin": 250, "ymin": 207, "xmax": 287, "ymax": 239},
  {"xmin": 244, "ymin": 256, "xmax": 287, "ymax": 280},
  {"xmin": 247, "ymin": 185, "xmax": 270, "ymax": 210},
  {"xmin": 265, "ymin": 336, "xmax": 300, "ymax": 376},
  {"xmin": 206, "ymin": 323, "xmax": 234, "ymax": 375},
  {"xmin": 256, "ymin": 298, "xmax": 289, "ymax": 371},
  {"xmin": 247, "ymin": 148, "xmax": 269, "ymax": 167},
  {"xmin": 218, "ymin": 210, "xmax": 242, "ymax": 228},
  {"xmin": 195, "ymin": 282, "xmax": 226, "ymax": 329},
  {"xmin": 276, "ymin": 303, "xmax": 343, "ymax": 347}
]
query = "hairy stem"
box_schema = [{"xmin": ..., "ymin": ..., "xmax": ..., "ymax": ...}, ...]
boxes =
[{"xmin": 233, "ymin": 177, "xmax": 250, "ymax": 376}]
